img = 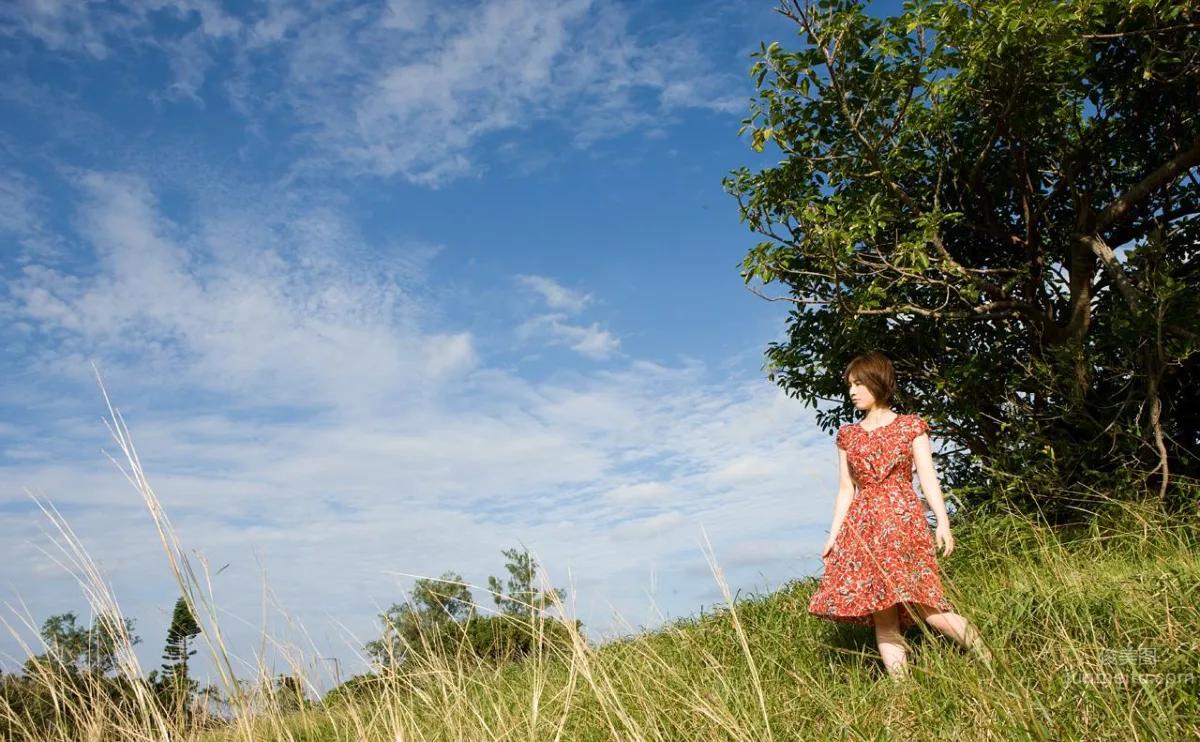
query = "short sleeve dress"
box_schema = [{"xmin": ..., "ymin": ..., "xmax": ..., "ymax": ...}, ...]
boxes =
[{"xmin": 807, "ymin": 413, "xmax": 956, "ymax": 629}]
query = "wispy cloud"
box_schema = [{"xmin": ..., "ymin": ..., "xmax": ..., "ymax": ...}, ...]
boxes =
[
  {"xmin": 553, "ymin": 321, "xmax": 620, "ymax": 359},
  {"xmin": 516, "ymin": 274, "xmax": 619, "ymax": 359},
  {"xmin": 0, "ymin": 0, "xmax": 241, "ymax": 59},
  {"xmin": 0, "ymin": 168, "xmax": 60, "ymax": 263},
  {"xmin": 1, "ymin": 169, "xmax": 833, "ymax": 677},
  {"xmin": 6, "ymin": 171, "xmax": 477, "ymax": 413},
  {"xmin": 517, "ymin": 274, "xmax": 591, "ymax": 314},
  {"xmin": 605, "ymin": 481, "xmax": 673, "ymax": 504},
  {"xmin": 0, "ymin": 171, "xmax": 37, "ymax": 236},
  {"xmin": 288, "ymin": 0, "xmax": 745, "ymax": 184},
  {"xmin": 1, "ymin": 0, "xmax": 746, "ymax": 186}
]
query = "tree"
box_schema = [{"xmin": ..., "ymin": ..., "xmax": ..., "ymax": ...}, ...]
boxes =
[
  {"xmin": 364, "ymin": 550, "xmax": 575, "ymax": 669},
  {"xmin": 26, "ymin": 611, "xmax": 140, "ymax": 676},
  {"xmin": 31, "ymin": 612, "xmax": 88, "ymax": 675},
  {"xmin": 726, "ymin": 0, "xmax": 1199, "ymax": 516},
  {"xmin": 365, "ymin": 571, "xmax": 473, "ymax": 667},
  {"xmin": 272, "ymin": 674, "xmax": 306, "ymax": 712},
  {"xmin": 158, "ymin": 597, "xmax": 202, "ymax": 692},
  {"xmin": 458, "ymin": 612, "xmax": 581, "ymax": 664},
  {"xmin": 487, "ymin": 547, "xmax": 564, "ymax": 617}
]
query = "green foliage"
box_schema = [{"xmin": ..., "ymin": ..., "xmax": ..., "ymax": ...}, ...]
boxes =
[
  {"xmin": 364, "ymin": 547, "xmax": 573, "ymax": 670},
  {"xmin": 364, "ymin": 571, "xmax": 474, "ymax": 667},
  {"xmin": 321, "ymin": 673, "xmax": 388, "ymax": 707},
  {"xmin": 161, "ymin": 597, "xmax": 202, "ymax": 672},
  {"xmin": 487, "ymin": 547, "xmax": 565, "ymax": 618},
  {"xmin": 2, "ymin": 658, "xmax": 155, "ymax": 740},
  {"xmin": 151, "ymin": 596, "xmax": 203, "ymax": 718},
  {"xmin": 273, "ymin": 675, "xmax": 307, "ymax": 713},
  {"xmin": 726, "ymin": 0, "xmax": 1200, "ymax": 518},
  {"xmin": 24, "ymin": 611, "xmax": 140, "ymax": 677},
  {"xmin": 454, "ymin": 613, "xmax": 579, "ymax": 664}
]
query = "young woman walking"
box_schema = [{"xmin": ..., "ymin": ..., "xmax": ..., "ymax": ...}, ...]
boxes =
[{"xmin": 808, "ymin": 352, "xmax": 993, "ymax": 681}]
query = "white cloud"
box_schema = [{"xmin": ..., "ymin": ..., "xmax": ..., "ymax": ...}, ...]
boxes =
[
  {"xmin": 515, "ymin": 275, "xmax": 619, "ymax": 359},
  {"xmin": 555, "ymin": 321, "xmax": 620, "ymax": 359},
  {"xmin": 612, "ymin": 511, "xmax": 686, "ymax": 541},
  {"xmin": 605, "ymin": 481, "xmax": 672, "ymax": 504},
  {"xmin": 6, "ymin": 171, "xmax": 476, "ymax": 410},
  {"xmin": 2, "ymin": 0, "xmax": 746, "ymax": 186},
  {"xmin": 516, "ymin": 313, "xmax": 621, "ymax": 360},
  {"xmin": 722, "ymin": 539, "xmax": 794, "ymax": 568},
  {"xmin": 342, "ymin": 0, "xmax": 597, "ymax": 182},
  {"xmin": 518, "ymin": 274, "xmax": 590, "ymax": 314},
  {"xmin": 0, "ymin": 0, "xmax": 241, "ymax": 58},
  {"xmin": 0, "ymin": 0, "xmax": 111, "ymax": 58},
  {"xmin": 710, "ymin": 454, "xmax": 785, "ymax": 486},
  {"xmin": 0, "ymin": 169, "xmax": 60, "ymax": 262},
  {"xmin": 380, "ymin": 0, "xmax": 433, "ymax": 32},
  {"xmin": 0, "ymin": 171, "xmax": 38, "ymax": 236},
  {"xmin": 0, "ymin": 169, "xmax": 837, "ymax": 681},
  {"xmin": 343, "ymin": 0, "xmax": 743, "ymax": 183}
]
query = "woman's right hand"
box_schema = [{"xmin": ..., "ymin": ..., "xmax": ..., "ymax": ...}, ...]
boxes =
[{"xmin": 821, "ymin": 536, "xmax": 836, "ymax": 559}]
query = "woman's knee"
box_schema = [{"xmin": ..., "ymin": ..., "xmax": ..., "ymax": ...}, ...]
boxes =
[
  {"xmin": 873, "ymin": 604, "xmax": 901, "ymax": 637},
  {"xmin": 906, "ymin": 603, "xmax": 965, "ymax": 639},
  {"xmin": 904, "ymin": 602, "xmax": 942, "ymax": 626}
]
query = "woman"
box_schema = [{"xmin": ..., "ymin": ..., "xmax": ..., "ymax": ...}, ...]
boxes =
[{"xmin": 807, "ymin": 352, "xmax": 993, "ymax": 681}]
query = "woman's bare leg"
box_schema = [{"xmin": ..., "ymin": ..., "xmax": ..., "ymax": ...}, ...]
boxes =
[
  {"xmin": 873, "ymin": 604, "xmax": 910, "ymax": 680},
  {"xmin": 907, "ymin": 603, "xmax": 992, "ymax": 664}
]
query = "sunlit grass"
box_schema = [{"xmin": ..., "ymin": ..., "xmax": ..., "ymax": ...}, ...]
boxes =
[{"xmin": 2, "ymin": 377, "xmax": 1198, "ymax": 740}]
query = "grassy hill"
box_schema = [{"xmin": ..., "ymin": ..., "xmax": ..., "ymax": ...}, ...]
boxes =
[{"xmin": 199, "ymin": 498, "xmax": 1198, "ymax": 741}]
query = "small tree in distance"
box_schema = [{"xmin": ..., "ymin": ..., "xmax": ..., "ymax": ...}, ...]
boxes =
[
  {"xmin": 365, "ymin": 571, "xmax": 473, "ymax": 667},
  {"xmin": 488, "ymin": 547, "xmax": 565, "ymax": 617},
  {"xmin": 24, "ymin": 611, "xmax": 140, "ymax": 677},
  {"xmin": 362, "ymin": 547, "xmax": 577, "ymax": 673},
  {"xmin": 150, "ymin": 596, "xmax": 202, "ymax": 719},
  {"xmin": 160, "ymin": 597, "xmax": 201, "ymax": 687}
]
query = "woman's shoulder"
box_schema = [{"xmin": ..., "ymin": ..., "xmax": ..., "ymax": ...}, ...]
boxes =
[
  {"xmin": 835, "ymin": 421, "xmax": 858, "ymax": 448},
  {"xmin": 901, "ymin": 413, "xmax": 930, "ymax": 438}
]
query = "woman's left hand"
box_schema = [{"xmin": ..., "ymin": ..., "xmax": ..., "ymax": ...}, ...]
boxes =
[{"xmin": 935, "ymin": 521, "xmax": 954, "ymax": 557}]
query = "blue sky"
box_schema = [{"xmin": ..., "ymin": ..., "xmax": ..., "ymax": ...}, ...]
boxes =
[{"xmin": 0, "ymin": 0, "xmax": 904, "ymax": 688}]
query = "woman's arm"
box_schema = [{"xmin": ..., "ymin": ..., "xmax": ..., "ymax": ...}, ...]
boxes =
[
  {"xmin": 828, "ymin": 447, "xmax": 856, "ymax": 539},
  {"xmin": 912, "ymin": 433, "xmax": 950, "ymax": 526}
]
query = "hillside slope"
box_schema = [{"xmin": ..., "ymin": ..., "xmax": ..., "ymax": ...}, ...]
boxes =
[{"xmin": 220, "ymin": 500, "xmax": 1199, "ymax": 741}]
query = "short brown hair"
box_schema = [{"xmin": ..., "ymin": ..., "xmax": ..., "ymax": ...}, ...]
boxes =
[{"xmin": 844, "ymin": 352, "xmax": 896, "ymax": 406}]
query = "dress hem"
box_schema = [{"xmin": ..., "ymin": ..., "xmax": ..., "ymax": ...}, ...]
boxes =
[{"xmin": 809, "ymin": 596, "xmax": 956, "ymax": 629}]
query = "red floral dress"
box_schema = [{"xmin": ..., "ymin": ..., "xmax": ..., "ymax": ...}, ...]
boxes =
[{"xmin": 808, "ymin": 413, "xmax": 956, "ymax": 630}]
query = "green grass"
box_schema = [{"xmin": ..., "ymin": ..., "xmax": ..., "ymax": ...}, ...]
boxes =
[{"xmin": 205, "ymin": 500, "xmax": 1198, "ymax": 741}]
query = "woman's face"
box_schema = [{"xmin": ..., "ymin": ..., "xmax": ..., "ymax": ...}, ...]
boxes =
[{"xmin": 847, "ymin": 376, "xmax": 876, "ymax": 411}]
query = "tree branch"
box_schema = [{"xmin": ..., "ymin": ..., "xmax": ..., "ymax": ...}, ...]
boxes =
[
  {"xmin": 1082, "ymin": 22, "xmax": 1200, "ymax": 40},
  {"xmin": 745, "ymin": 284, "xmax": 823, "ymax": 304},
  {"xmin": 1165, "ymin": 325, "xmax": 1200, "ymax": 343},
  {"xmin": 813, "ymin": 15, "xmax": 1014, "ymax": 306},
  {"xmin": 1108, "ymin": 202, "xmax": 1200, "ymax": 248},
  {"xmin": 1095, "ymin": 136, "xmax": 1200, "ymax": 234},
  {"xmin": 968, "ymin": 68, "xmax": 1023, "ymax": 196},
  {"xmin": 1084, "ymin": 234, "xmax": 1140, "ymax": 313},
  {"xmin": 849, "ymin": 299, "xmax": 1033, "ymax": 320}
]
